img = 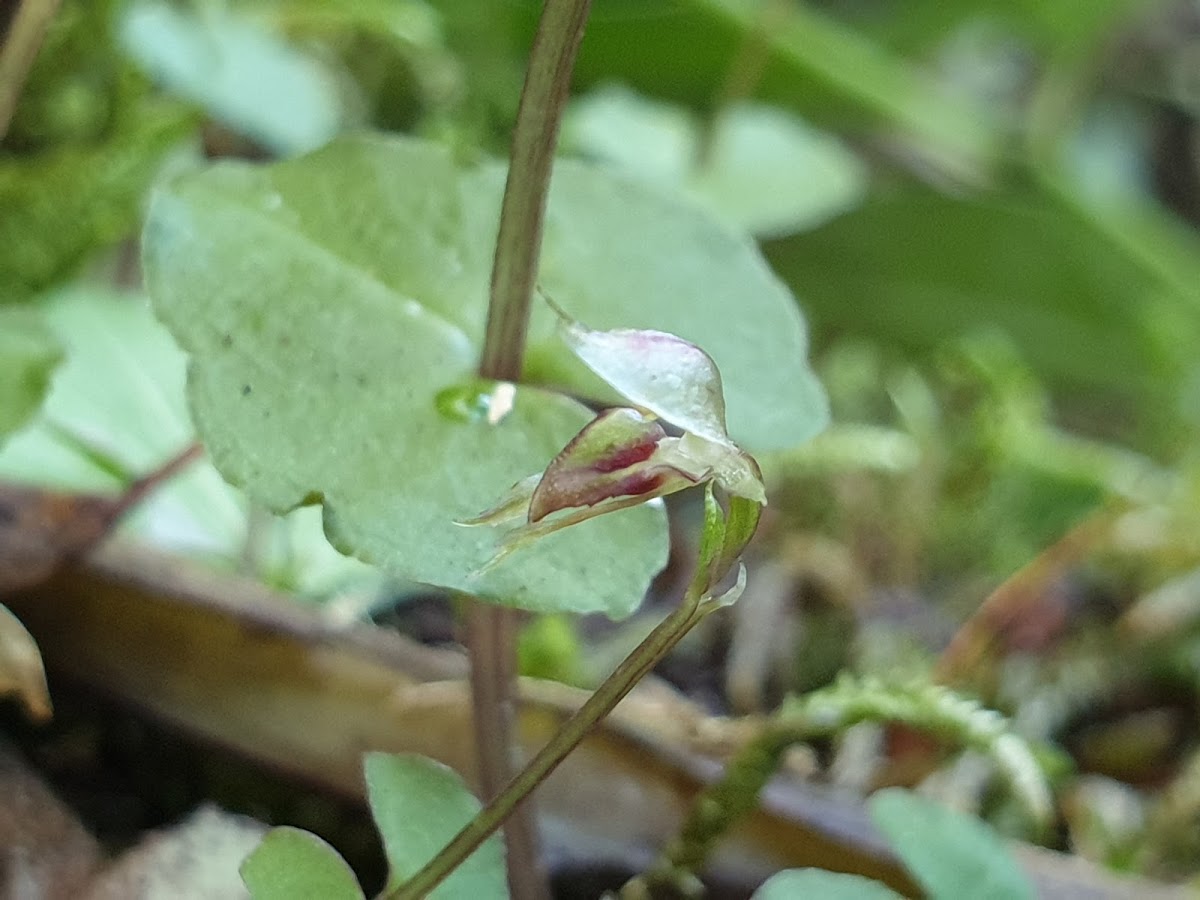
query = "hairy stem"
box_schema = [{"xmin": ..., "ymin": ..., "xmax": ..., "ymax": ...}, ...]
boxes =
[
  {"xmin": 626, "ymin": 719, "xmax": 795, "ymax": 896},
  {"xmin": 388, "ymin": 587, "xmax": 708, "ymax": 900},
  {"xmin": 625, "ymin": 676, "xmax": 1054, "ymax": 895},
  {"xmin": 0, "ymin": 0, "xmax": 62, "ymax": 140},
  {"xmin": 464, "ymin": 1, "xmax": 592, "ymax": 897}
]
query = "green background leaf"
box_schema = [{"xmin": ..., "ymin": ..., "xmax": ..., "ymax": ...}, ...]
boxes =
[
  {"xmin": 565, "ymin": 87, "xmax": 868, "ymax": 237},
  {"xmin": 241, "ymin": 827, "xmax": 364, "ymax": 900},
  {"xmin": 364, "ymin": 752, "xmax": 508, "ymax": 898},
  {"xmin": 0, "ymin": 308, "xmax": 61, "ymax": 441},
  {"xmin": 767, "ymin": 183, "xmax": 1198, "ymax": 421},
  {"xmin": 751, "ymin": 868, "xmax": 904, "ymax": 900},
  {"xmin": 0, "ymin": 0, "xmax": 194, "ymax": 303},
  {"xmin": 563, "ymin": 0, "xmax": 1000, "ymax": 180},
  {"xmin": 869, "ymin": 788, "xmax": 1036, "ymax": 900},
  {"xmin": 0, "ymin": 107, "xmax": 192, "ymax": 303},
  {"xmin": 119, "ymin": 2, "xmax": 344, "ymax": 155}
]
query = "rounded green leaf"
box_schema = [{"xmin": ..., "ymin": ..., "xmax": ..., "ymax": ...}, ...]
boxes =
[
  {"xmin": 364, "ymin": 752, "xmax": 508, "ymax": 898},
  {"xmin": 241, "ymin": 827, "xmax": 364, "ymax": 900},
  {"xmin": 752, "ymin": 869, "xmax": 904, "ymax": 900},
  {"xmin": 868, "ymin": 788, "xmax": 1035, "ymax": 900},
  {"xmin": 142, "ymin": 136, "xmax": 667, "ymax": 616},
  {"xmin": 143, "ymin": 134, "xmax": 824, "ymax": 611}
]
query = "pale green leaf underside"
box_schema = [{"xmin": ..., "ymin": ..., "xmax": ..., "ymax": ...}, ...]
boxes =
[
  {"xmin": 144, "ymin": 134, "xmax": 824, "ymax": 613},
  {"xmin": 241, "ymin": 827, "xmax": 364, "ymax": 900},
  {"xmin": 0, "ymin": 307, "xmax": 61, "ymax": 442},
  {"xmin": 143, "ymin": 137, "xmax": 667, "ymax": 615},
  {"xmin": 0, "ymin": 289, "xmax": 379, "ymax": 597},
  {"xmin": 364, "ymin": 753, "xmax": 508, "ymax": 898}
]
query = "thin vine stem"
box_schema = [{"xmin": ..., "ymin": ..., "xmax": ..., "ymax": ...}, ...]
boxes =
[{"xmin": 463, "ymin": 1, "xmax": 593, "ymax": 898}]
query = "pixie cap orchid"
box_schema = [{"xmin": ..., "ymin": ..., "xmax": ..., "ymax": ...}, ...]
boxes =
[{"xmin": 462, "ymin": 296, "xmax": 766, "ymax": 573}]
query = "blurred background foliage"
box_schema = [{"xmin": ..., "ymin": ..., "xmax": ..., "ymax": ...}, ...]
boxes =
[
  {"xmin": 9, "ymin": 0, "xmax": 1200, "ymax": 447},
  {"xmin": 8, "ymin": 0, "xmax": 1200, "ymax": 882}
]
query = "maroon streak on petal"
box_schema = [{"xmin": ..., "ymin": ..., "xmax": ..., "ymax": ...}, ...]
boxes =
[
  {"xmin": 592, "ymin": 433, "xmax": 661, "ymax": 473},
  {"xmin": 528, "ymin": 409, "xmax": 670, "ymax": 523},
  {"xmin": 529, "ymin": 461, "xmax": 702, "ymax": 524},
  {"xmin": 607, "ymin": 470, "xmax": 667, "ymax": 501}
]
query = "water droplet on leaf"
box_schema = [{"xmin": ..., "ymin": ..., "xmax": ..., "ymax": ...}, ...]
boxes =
[{"xmin": 435, "ymin": 380, "xmax": 515, "ymax": 425}]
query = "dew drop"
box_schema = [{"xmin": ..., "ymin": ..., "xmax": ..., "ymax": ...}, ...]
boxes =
[{"xmin": 435, "ymin": 379, "xmax": 516, "ymax": 425}]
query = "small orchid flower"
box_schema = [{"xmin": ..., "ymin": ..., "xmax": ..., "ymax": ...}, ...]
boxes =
[{"xmin": 461, "ymin": 296, "xmax": 766, "ymax": 575}]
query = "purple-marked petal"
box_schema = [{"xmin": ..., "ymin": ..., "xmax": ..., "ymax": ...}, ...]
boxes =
[{"xmin": 530, "ymin": 408, "xmax": 672, "ymax": 522}]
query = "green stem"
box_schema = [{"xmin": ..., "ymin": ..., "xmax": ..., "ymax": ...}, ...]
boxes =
[
  {"xmin": 0, "ymin": 0, "xmax": 62, "ymax": 141},
  {"xmin": 463, "ymin": 1, "xmax": 592, "ymax": 897},
  {"xmin": 387, "ymin": 585, "xmax": 708, "ymax": 900}
]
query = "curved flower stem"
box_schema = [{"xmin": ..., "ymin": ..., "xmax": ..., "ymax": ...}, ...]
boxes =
[
  {"xmin": 386, "ymin": 584, "xmax": 710, "ymax": 900},
  {"xmin": 464, "ymin": 1, "xmax": 592, "ymax": 897}
]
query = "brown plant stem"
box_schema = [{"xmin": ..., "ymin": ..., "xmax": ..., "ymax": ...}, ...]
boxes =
[{"xmin": 464, "ymin": 1, "xmax": 592, "ymax": 898}]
